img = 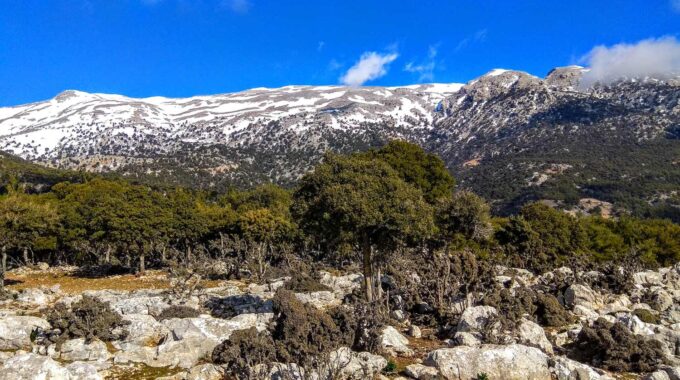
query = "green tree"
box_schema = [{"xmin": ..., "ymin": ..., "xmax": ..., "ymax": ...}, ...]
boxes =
[
  {"xmin": 0, "ymin": 193, "xmax": 59, "ymax": 290},
  {"xmin": 292, "ymin": 153, "xmax": 435, "ymax": 301},
  {"xmin": 364, "ymin": 140, "xmax": 455, "ymax": 203},
  {"xmin": 436, "ymin": 191, "xmax": 492, "ymax": 244}
]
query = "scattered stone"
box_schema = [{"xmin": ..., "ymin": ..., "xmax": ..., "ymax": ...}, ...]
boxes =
[
  {"xmin": 59, "ymin": 338, "xmax": 111, "ymax": 362},
  {"xmin": 456, "ymin": 305, "xmax": 498, "ymax": 333},
  {"xmin": 423, "ymin": 344, "xmax": 551, "ymax": 380},
  {"xmin": 380, "ymin": 326, "xmax": 413, "ymax": 356},
  {"xmin": 17, "ymin": 288, "xmax": 51, "ymax": 306},
  {"xmin": 66, "ymin": 361, "xmax": 104, "ymax": 380},
  {"xmin": 0, "ymin": 315, "xmax": 51, "ymax": 350},
  {"xmin": 408, "ymin": 324, "xmax": 422, "ymax": 339},
  {"xmin": 551, "ymin": 356, "xmax": 610, "ymax": 380},
  {"xmin": 565, "ymin": 284, "xmax": 601, "ymax": 310},
  {"xmin": 294, "ymin": 291, "xmax": 340, "ymax": 309},
  {"xmin": 405, "ymin": 363, "xmax": 440, "ymax": 380},
  {"xmin": 518, "ymin": 318, "xmax": 553, "ymax": 354},
  {"xmin": 0, "ymin": 353, "xmax": 70, "ymax": 380}
]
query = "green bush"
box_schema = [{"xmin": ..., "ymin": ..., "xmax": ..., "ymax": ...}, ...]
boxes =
[
  {"xmin": 633, "ymin": 308, "xmax": 660, "ymax": 325},
  {"xmin": 211, "ymin": 327, "xmax": 276, "ymax": 379},
  {"xmin": 156, "ymin": 305, "xmax": 201, "ymax": 321},
  {"xmin": 47, "ymin": 295, "xmax": 128, "ymax": 343},
  {"xmin": 569, "ymin": 318, "xmax": 666, "ymax": 372},
  {"xmin": 283, "ymin": 273, "xmax": 331, "ymax": 293}
]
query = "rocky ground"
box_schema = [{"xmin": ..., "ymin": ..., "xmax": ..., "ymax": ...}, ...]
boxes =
[{"xmin": 0, "ymin": 264, "xmax": 679, "ymax": 380}]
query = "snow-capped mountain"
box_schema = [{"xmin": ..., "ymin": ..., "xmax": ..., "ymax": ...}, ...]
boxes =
[
  {"xmin": 1, "ymin": 67, "xmax": 678, "ymax": 215},
  {"xmin": 0, "ymin": 83, "xmax": 462, "ymax": 162}
]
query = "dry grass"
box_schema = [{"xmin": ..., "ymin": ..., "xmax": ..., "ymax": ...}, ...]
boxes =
[
  {"xmin": 106, "ymin": 364, "xmax": 184, "ymax": 380},
  {"xmin": 5, "ymin": 268, "xmax": 222, "ymax": 294}
]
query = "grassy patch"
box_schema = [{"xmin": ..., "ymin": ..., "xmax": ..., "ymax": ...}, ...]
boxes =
[{"xmin": 5, "ymin": 268, "xmax": 221, "ymax": 294}]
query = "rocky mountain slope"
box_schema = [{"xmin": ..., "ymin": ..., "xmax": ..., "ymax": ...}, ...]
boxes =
[
  {"xmin": 2, "ymin": 264, "xmax": 680, "ymax": 379},
  {"xmin": 1, "ymin": 67, "xmax": 678, "ymax": 216}
]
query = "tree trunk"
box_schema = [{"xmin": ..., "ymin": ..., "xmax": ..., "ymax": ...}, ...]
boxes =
[
  {"xmin": 23, "ymin": 247, "xmax": 30, "ymax": 266},
  {"xmin": 0, "ymin": 246, "xmax": 6, "ymax": 291},
  {"xmin": 186, "ymin": 240, "xmax": 192, "ymax": 263},
  {"xmin": 161, "ymin": 245, "xmax": 166, "ymax": 264},
  {"xmin": 362, "ymin": 236, "xmax": 374, "ymax": 302},
  {"xmin": 104, "ymin": 245, "xmax": 111, "ymax": 264},
  {"xmin": 125, "ymin": 254, "xmax": 131, "ymax": 268},
  {"xmin": 139, "ymin": 252, "xmax": 146, "ymax": 274},
  {"xmin": 1, "ymin": 245, "xmax": 6, "ymax": 272}
]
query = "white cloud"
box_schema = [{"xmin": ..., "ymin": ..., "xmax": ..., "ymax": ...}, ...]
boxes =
[
  {"xmin": 455, "ymin": 29, "xmax": 488, "ymax": 52},
  {"xmin": 404, "ymin": 45, "xmax": 439, "ymax": 82},
  {"xmin": 223, "ymin": 0, "xmax": 251, "ymax": 13},
  {"xmin": 672, "ymin": 0, "xmax": 680, "ymax": 12},
  {"xmin": 579, "ymin": 36, "xmax": 680, "ymax": 87},
  {"xmin": 340, "ymin": 51, "xmax": 398, "ymax": 86}
]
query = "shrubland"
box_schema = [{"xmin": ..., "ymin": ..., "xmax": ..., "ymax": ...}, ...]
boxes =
[{"xmin": 0, "ymin": 140, "xmax": 678, "ymax": 297}]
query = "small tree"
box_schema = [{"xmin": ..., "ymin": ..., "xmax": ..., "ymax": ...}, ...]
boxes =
[
  {"xmin": 0, "ymin": 193, "xmax": 59, "ymax": 289},
  {"xmin": 292, "ymin": 153, "xmax": 434, "ymax": 301}
]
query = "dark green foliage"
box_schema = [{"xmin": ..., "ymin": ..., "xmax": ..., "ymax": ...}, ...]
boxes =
[
  {"xmin": 569, "ymin": 318, "xmax": 666, "ymax": 373},
  {"xmin": 292, "ymin": 152, "xmax": 435, "ymax": 300},
  {"xmin": 518, "ymin": 203, "xmax": 587, "ymax": 266},
  {"xmin": 270, "ymin": 289, "xmax": 344, "ymax": 364},
  {"xmin": 633, "ymin": 309, "xmax": 660, "ymax": 325},
  {"xmin": 436, "ymin": 191, "xmax": 492, "ymax": 243},
  {"xmin": 47, "ymin": 295, "xmax": 128, "ymax": 343},
  {"xmin": 211, "ymin": 327, "xmax": 276, "ymax": 379},
  {"xmin": 156, "ymin": 305, "xmax": 201, "ymax": 321},
  {"xmin": 483, "ymin": 287, "xmax": 573, "ymax": 328},
  {"xmin": 365, "ymin": 140, "xmax": 455, "ymax": 203},
  {"xmin": 534, "ymin": 293, "xmax": 573, "ymax": 327},
  {"xmin": 383, "ymin": 359, "xmax": 397, "ymax": 374},
  {"xmin": 283, "ymin": 273, "xmax": 331, "ymax": 293},
  {"xmin": 476, "ymin": 373, "xmax": 489, "ymax": 380}
]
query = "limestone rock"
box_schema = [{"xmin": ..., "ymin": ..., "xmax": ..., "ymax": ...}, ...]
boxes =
[
  {"xmin": 423, "ymin": 344, "xmax": 551, "ymax": 380},
  {"xmin": 565, "ymin": 284, "xmax": 601, "ymax": 310},
  {"xmin": 551, "ymin": 356, "xmax": 611, "ymax": 380},
  {"xmin": 380, "ymin": 326, "xmax": 413, "ymax": 356},
  {"xmin": 518, "ymin": 318, "xmax": 553, "ymax": 354},
  {"xmin": 294, "ymin": 291, "xmax": 340, "ymax": 309},
  {"xmin": 456, "ymin": 306, "xmax": 498, "ymax": 333},
  {"xmin": 59, "ymin": 338, "xmax": 111, "ymax": 362},
  {"xmin": 66, "ymin": 361, "xmax": 104, "ymax": 380},
  {"xmin": 17, "ymin": 288, "xmax": 51, "ymax": 306},
  {"xmin": 0, "ymin": 353, "xmax": 70, "ymax": 380},
  {"xmin": 405, "ymin": 363, "xmax": 440, "ymax": 380},
  {"xmin": 120, "ymin": 313, "xmax": 169, "ymax": 346},
  {"xmin": 0, "ymin": 315, "xmax": 51, "ymax": 350}
]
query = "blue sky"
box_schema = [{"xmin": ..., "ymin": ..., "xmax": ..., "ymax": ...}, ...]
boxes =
[{"xmin": 0, "ymin": 0, "xmax": 679, "ymax": 106}]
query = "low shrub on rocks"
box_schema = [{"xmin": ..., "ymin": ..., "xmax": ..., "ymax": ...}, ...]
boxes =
[
  {"xmin": 568, "ymin": 318, "xmax": 667, "ymax": 373},
  {"xmin": 534, "ymin": 293, "xmax": 573, "ymax": 327},
  {"xmin": 156, "ymin": 305, "xmax": 201, "ymax": 321},
  {"xmin": 47, "ymin": 295, "xmax": 128, "ymax": 343},
  {"xmin": 211, "ymin": 327, "xmax": 276, "ymax": 379},
  {"xmin": 271, "ymin": 289, "xmax": 344, "ymax": 364},
  {"xmin": 483, "ymin": 287, "xmax": 573, "ymax": 329},
  {"xmin": 632, "ymin": 308, "xmax": 660, "ymax": 325},
  {"xmin": 283, "ymin": 273, "xmax": 331, "ymax": 293}
]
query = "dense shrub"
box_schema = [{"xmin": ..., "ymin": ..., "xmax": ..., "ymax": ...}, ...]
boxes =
[
  {"xmin": 283, "ymin": 273, "xmax": 331, "ymax": 293},
  {"xmin": 270, "ymin": 289, "xmax": 344, "ymax": 364},
  {"xmin": 633, "ymin": 308, "xmax": 660, "ymax": 325},
  {"xmin": 156, "ymin": 305, "xmax": 201, "ymax": 321},
  {"xmin": 534, "ymin": 293, "xmax": 573, "ymax": 327},
  {"xmin": 47, "ymin": 295, "xmax": 128, "ymax": 343},
  {"xmin": 569, "ymin": 318, "xmax": 666, "ymax": 372},
  {"xmin": 483, "ymin": 287, "xmax": 573, "ymax": 328},
  {"xmin": 211, "ymin": 327, "xmax": 276, "ymax": 379}
]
